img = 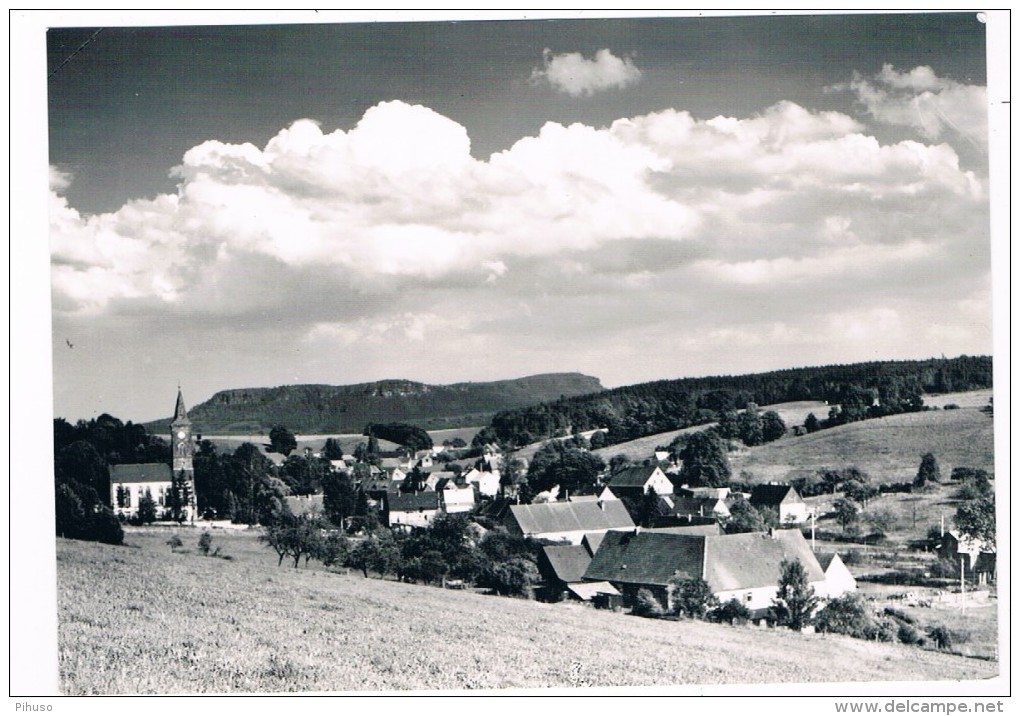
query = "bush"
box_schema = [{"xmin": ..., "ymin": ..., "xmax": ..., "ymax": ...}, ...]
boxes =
[
  {"xmin": 712, "ymin": 598, "xmax": 751, "ymax": 625},
  {"xmin": 929, "ymin": 557, "xmax": 961, "ymax": 579},
  {"xmin": 198, "ymin": 531, "xmax": 213, "ymax": 555},
  {"xmin": 167, "ymin": 534, "xmax": 184, "ymax": 552},
  {"xmin": 897, "ymin": 623, "xmax": 925, "ymax": 646},
  {"xmin": 89, "ymin": 507, "xmax": 125, "ymax": 545},
  {"xmin": 631, "ymin": 588, "xmax": 664, "ymax": 618},
  {"xmin": 841, "ymin": 549, "xmax": 864, "ymax": 566},
  {"xmin": 927, "ymin": 624, "xmax": 953, "ymax": 650},
  {"xmin": 814, "ymin": 593, "xmax": 871, "ymax": 636},
  {"xmin": 883, "ymin": 607, "xmax": 916, "ymax": 625}
]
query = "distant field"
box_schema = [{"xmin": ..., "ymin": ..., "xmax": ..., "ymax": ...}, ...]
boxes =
[
  {"xmin": 427, "ymin": 426, "xmax": 484, "ymax": 445},
  {"xmin": 56, "ymin": 532, "xmax": 995, "ymax": 694},
  {"xmin": 587, "ymin": 400, "xmax": 830, "ymax": 463},
  {"xmin": 731, "ymin": 406, "xmax": 994, "ymax": 484}
]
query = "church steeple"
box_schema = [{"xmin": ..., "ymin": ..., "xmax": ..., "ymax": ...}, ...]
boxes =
[
  {"xmin": 169, "ymin": 387, "xmax": 198, "ymax": 522},
  {"xmin": 172, "ymin": 387, "xmax": 191, "ymax": 426}
]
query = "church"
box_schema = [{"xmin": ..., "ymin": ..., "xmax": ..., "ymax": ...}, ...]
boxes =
[{"xmin": 110, "ymin": 389, "xmax": 199, "ymax": 522}]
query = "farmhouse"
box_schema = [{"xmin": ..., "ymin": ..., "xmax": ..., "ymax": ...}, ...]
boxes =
[
  {"xmin": 436, "ymin": 479, "xmax": 476, "ymax": 513},
  {"xmin": 669, "ymin": 496, "xmax": 730, "ymax": 521},
  {"xmin": 462, "ymin": 467, "xmax": 500, "ymax": 498},
  {"xmin": 749, "ymin": 483, "xmax": 808, "ymax": 525},
  {"xmin": 537, "ymin": 544, "xmax": 592, "ymax": 599},
  {"xmin": 607, "ymin": 465, "xmax": 675, "ymax": 499},
  {"xmin": 386, "ymin": 492, "xmax": 440, "ymax": 529},
  {"xmin": 938, "ymin": 531, "xmax": 996, "ymax": 585},
  {"xmin": 504, "ymin": 499, "xmax": 635, "ymax": 544},
  {"xmin": 583, "ymin": 528, "xmax": 831, "ymax": 616}
]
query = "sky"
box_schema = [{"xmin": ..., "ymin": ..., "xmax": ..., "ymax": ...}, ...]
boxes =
[{"xmin": 35, "ymin": 10, "xmax": 1004, "ymax": 423}]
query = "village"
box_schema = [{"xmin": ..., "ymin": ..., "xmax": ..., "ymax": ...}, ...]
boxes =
[{"xmin": 97, "ymin": 387, "xmax": 997, "ymax": 644}]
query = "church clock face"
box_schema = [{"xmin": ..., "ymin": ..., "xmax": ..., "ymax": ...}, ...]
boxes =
[{"xmin": 176, "ymin": 430, "xmax": 186, "ymax": 440}]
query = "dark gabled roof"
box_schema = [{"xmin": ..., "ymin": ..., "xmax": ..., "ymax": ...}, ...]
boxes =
[
  {"xmin": 583, "ymin": 530, "xmax": 705, "ymax": 587},
  {"xmin": 646, "ymin": 523, "xmax": 722, "ymax": 536},
  {"xmin": 647, "ymin": 515, "xmax": 718, "ymax": 530},
  {"xmin": 387, "ymin": 492, "xmax": 439, "ymax": 512},
  {"xmin": 749, "ymin": 483, "xmax": 803, "ymax": 507},
  {"xmin": 509, "ymin": 500, "xmax": 635, "ymax": 536},
  {"xmin": 584, "ymin": 528, "xmax": 825, "ymax": 593},
  {"xmin": 540, "ymin": 545, "xmax": 593, "ymax": 584},
  {"xmin": 817, "ymin": 553, "xmax": 838, "ymax": 571},
  {"xmin": 609, "ymin": 465, "xmax": 663, "ymax": 488},
  {"xmin": 110, "ymin": 463, "xmax": 172, "ymax": 484}
]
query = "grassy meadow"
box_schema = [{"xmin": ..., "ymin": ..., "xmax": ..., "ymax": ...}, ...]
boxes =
[
  {"xmin": 56, "ymin": 530, "xmax": 996, "ymax": 695},
  {"xmin": 730, "ymin": 405, "xmax": 994, "ymax": 484}
]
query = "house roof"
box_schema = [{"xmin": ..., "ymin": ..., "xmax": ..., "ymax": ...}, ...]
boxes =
[
  {"xmin": 817, "ymin": 553, "xmax": 838, "ymax": 571},
  {"xmin": 703, "ymin": 530, "xmax": 825, "ymax": 591},
  {"xmin": 582, "ymin": 532, "xmax": 606, "ymax": 555},
  {"xmin": 110, "ymin": 463, "xmax": 172, "ymax": 484},
  {"xmin": 646, "ymin": 523, "xmax": 722, "ymax": 536},
  {"xmin": 944, "ymin": 530, "xmax": 996, "ymax": 555},
  {"xmin": 671, "ymin": 496, "xmax": 724, "ymax": 516},
  {"xmin": 609, "ymin": 466, "xmax": 665, "ymax": 489},
  {"xmin": 540, "ymin": 545, "xmax": 593, "ymax": 583},
  {"xmin": 584, "ymin": 528, "xmax": 825, "ymax": 592},
  {"xmin": 387, "ymin": 492, "xmax": 439, "ymax": 512},
  {"xmin": 749, "ymin": 484, "xmax": 803, "ymax": 507},
  {"xmin": 567, "ymin": 581, "xmax": 620, "ymax": 601},
  {"xmin": 508, "ymin": 500, "xmax": 635, "ymax": 536},
  {"xmin": 584, "ymin": 530, "xmax": 705, "ymax": 587}
]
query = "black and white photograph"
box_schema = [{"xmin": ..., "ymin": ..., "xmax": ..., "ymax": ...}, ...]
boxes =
[{"xmin": 11, "ymin": 9, "xmax": 1009, "ymax": 702}]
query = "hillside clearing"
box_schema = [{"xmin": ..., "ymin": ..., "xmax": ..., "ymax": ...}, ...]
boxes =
[
  {"xmin": 731, "ymin": 407, "xmax": 993, "ymax": 484},
  {"xmin": 56, "ymin": 532, "xmax": 995, "ymax": 694}
]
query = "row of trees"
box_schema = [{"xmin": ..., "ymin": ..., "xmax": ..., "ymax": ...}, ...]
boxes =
[
  {"xmin": 486, "ymin": 357, "xmax": 991, "ymax": 448},
  {"xmin": 260, "ymin": 513, "xmax": 544, "ymax": 597}
]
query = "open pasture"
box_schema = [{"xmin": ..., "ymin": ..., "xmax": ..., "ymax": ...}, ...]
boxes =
[{"xmin": 56, "ymin": 531, "xmax": 995, "ymax": 694}]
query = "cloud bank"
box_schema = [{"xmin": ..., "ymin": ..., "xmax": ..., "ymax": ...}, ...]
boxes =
[
  {"xmin": 532, "ymin": 48, "xmax": 642, "ymax": 96},
  {"xmin": 841, "ymin": 63, "xmax": 987, "ymax": 146},
  {"xmin": 50, "ymin": 66, "xmax": 991, "ymax": 410}
]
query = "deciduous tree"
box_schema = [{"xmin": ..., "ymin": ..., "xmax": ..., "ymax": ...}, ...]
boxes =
[
  {"xmin": 668, "ymin": 576, "xmax": 719, "ymax": 619},
  {"xmin": 269, "ymin": 425, "xmax": 298, "ymax": 456},
  {"xmin": 914, "ymin": 452, "xmax": 941, "ymax": 490},
  {"xmin": 774, "ymin": 559, "xmax": 819, "ymax": 631},
  {"xmin": 678, "ymin": 431, "xmax": 731, "ymax": 487}
]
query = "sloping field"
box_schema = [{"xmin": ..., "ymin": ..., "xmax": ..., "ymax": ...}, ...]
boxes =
[
  {"xmin": 731, "ymin": 406, "xmax": 994, "ymax": 484},
  {"xmin": 56, "ymin": 532, "xmax": 995, "ymax": 694},
  {"xmin": 589, "ymin": 401, "xmax": 830, "ymax": 463}
]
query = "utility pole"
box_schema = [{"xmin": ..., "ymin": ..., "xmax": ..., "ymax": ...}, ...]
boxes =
[
  {"xmin": 811, "ymin": 511, "xmax": 816, "ymax": 552},
  {"xmin": 960, "ymin": 555, "xmax": 966, "ymax": 615}
]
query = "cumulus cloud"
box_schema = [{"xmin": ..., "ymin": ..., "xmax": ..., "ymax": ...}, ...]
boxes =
[
  {"xmin": 49, "ymin": 94, "xmax": 989, "ymax": 385},
  {"xmin": 838, "ymin": 64, "xmax": 987, "ymax": 146},
  {"xmin": 531, "ymin": 48, "xmax": 642, "ymax": 96}
]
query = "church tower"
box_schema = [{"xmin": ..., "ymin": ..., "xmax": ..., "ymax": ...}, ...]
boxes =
[{"xmin": 169, "ymin": 388, "xmax": 199, "ymax": 522}]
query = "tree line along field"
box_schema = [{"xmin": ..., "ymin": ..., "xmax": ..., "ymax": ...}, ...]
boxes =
[
  {"xmin": 56, "ymin": 531, "xmax": 996, "ymax": 694},
  {"xmin": 730, "ymin": 400, "xmax": 993, "ymax": 485}
]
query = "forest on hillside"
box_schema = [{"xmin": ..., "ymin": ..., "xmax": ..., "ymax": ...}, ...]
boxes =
[{"xmin": 483, "ymin": 356, "xmax": 992, "ymax": 448}]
